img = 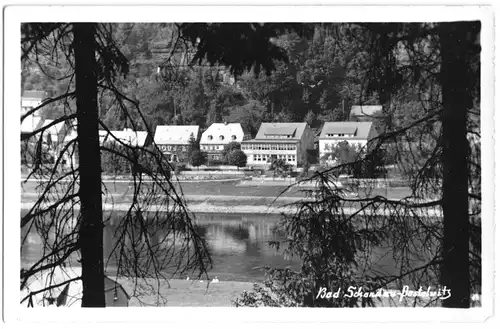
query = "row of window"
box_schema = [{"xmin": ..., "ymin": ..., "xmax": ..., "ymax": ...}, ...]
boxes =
[
  {"xmin": 201, "ymin": 144, "xmax": 224, "ymax": 151},
  {"xmin": 242, "ymin": 144, "xmax": 297, "ymax": 151},
  {"xmin": 252, "ymin": 154, "xmax": 296, "ymax": 163},
  {"xmin": 210, "ymin": 154, "xmax": 222, "ymax": 160},
  {"xmin": 160, "ymin": 145, "xmax": 187, "ymax": 152},
  {"xmin": 323, "ymin": 142, "xmax": 363, "ymax": 151}
]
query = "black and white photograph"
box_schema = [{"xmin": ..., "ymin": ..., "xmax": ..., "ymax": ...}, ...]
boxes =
[{"xmin": 2, "ymin": 3, "xmax": 496, "ymax": 326}]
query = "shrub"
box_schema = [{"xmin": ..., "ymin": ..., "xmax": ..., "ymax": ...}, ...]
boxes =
[
  {"xmin": 101, "ymin": 143, "xmax": 172, "ymax": 176},
  {"xmin": 227, "ymin": 150, "xmax": 247, "ymax": 169},
  {"xmin": 139, "ymin": 147, "xmax": 171, "ymax": 174},
  {"xmin": 306, "ymin": 149, "xmax": 319, "ymax": 164},
  {"xmin": 300, "ymin": 162, "xmax": 310, "ymax": 178},
  {"xmin": 269, "ymin": 159, "xmax": 291, "ymax": 178},
  {"xmin": 222, "ymin": 141, "xmax": 241, "ymax": 162},
  {"xmin": 189, "ymin": 150, "xmax": 207, "ymax": 168},
  {"xmin": 208, "ymin": 159, "xmax": 227, "ymax": 166}
]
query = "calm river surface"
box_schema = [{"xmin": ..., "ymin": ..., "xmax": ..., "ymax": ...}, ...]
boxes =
[{"xmin": 21, "ymin": 211, "xmax": 404, "ymax": 282}]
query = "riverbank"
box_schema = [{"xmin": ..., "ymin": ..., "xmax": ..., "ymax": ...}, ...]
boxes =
[
  {"xmin": 22, "ymin": 176, "xmax": 246, "ymax": 184},
  {"xmin": 20, "ymin": 178, "xmax": 435, "ymax": 216},
  {"xmin": 20, "ymin": 198, "xmax": 442, "ymax": 217},
  {"xmin": 116, "ymin": 278, "xmax": 254, "ymax": 307},
  {"xmin": 21, "ymin": 272, "xmax": 480, "ymax": 307},
  {"xmin": 115, "ymin": 278, "xmax": 472, "ymax": 307},
  {"xmin": 20, "ymin": 200, "xmax": 292, "ymax": 214}
]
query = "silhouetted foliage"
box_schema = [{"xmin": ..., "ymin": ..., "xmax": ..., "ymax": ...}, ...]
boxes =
[
  {"xmin": 227, "ymin": 150, "xmax": 247, "ymax": 169},
  {"xmin": 189, "ymin": 150, "xmax": 207, "ymax": 168}
]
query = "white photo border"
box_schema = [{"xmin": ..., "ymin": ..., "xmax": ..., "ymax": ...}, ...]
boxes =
[{"xmin": 2, "ymin": 3, "xmax": 496, "ymax": 326}]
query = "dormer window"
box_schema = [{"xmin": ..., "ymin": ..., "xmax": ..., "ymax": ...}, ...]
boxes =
[
  {"xmin": 219, "ymin": 135, "xmax": 225, "ymax": 140},
  {"xmin": 208, "ymin": 135, "xmax": 213, "ymax": 140}
]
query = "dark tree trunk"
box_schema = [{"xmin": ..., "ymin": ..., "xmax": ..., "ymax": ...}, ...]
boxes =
[
  {"xmin": 73, "ymin": 23, "xmax": 106, "ymax": 307},
  {"xmin": 439, "ymin": 22, "xmax": 473, "ymax": 308}
]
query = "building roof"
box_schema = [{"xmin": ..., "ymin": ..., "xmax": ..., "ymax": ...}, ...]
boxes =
[
  {"xmin": 22, "ymin": 90, "xmax": 48, "ymax": 101},
  {"xmin": 319, "ymin": 122, "xmax": 374, "ymax": 140},
  {"xmin": 253, "ymin": 122, "xmax": 308, "ymax": 141},
  {"xmin": 154, "ymin": 125, "xmax": 199, "ymax": 145},
  {"xmin": 263, "ymin": 126, "xmax": 297, "ymax": 136},
  {"xmin": 324, "ymin": 125, "xmax": 358, "ymax": 135},
  {"xmin": 200, "ymin": 123, "xmax": 244, "ymax": 144},
  {"xmin": 350, "ymin": 105, "xmax": 383, "ymax": 117},
  {"xmin": 101, "ymin": 128, "xmax": 149, "ymax": 147},
  {"xmin": 242, "ymin": 138, "xmax": 300, "ymax": 144}
]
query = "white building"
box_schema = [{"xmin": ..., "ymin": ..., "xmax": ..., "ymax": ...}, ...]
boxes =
[
  {"xmin": 318, "ymin": 122, "xmax": 378, "ymax": 161},
  {"xmin": 241, "ymin": 122, "xmax": 314, "ymax": 167},
  {"xmin": 100, "ymin": 128, "xmax": 149, "ymax": 148},
  {"xmin": 21, "ymin": 90, "xmax": 48, "ymax": 115},
  {"xmin": 349, "ymin": 105, "xmax": 383, "ymax": 121},
  {"xmin": 21, "ymin": 91, "xmax": 47, "ymax": 138},
  {"xmin": 21, "ymin": 117, "xmax": 79, "ymax": 167},
  {"xmin": 200, "ymin": 123, "xmax": 245, "ymax": 161},
  {"xmin": 154, "ymin": 125, "xmax": 200, "ymax": 162}
]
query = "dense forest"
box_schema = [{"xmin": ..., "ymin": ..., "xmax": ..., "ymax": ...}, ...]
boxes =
[{"xmin": 22, "ymin": 23, "xmax": 406, "ymax": 136}]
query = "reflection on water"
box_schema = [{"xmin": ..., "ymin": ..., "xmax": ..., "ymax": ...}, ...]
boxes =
[
  {"xmin": 21, "ymin": 211, "xmax": 298, "ymax": 282},
  {"xmin": 193, "ymin": 213, "xmax": 298, "ymax": 281},
  {"xmin": 21, "ymin": 211, "xmax": 415, "ymax": 283}
]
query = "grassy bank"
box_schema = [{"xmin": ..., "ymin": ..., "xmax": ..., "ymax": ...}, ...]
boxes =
[
  {"xmin": 116, "ymin": 278, "xmax": 254, "ymax": 307},
  {"xmin": 115, "ymin": 278, "xmax": 468, "ymax": 307},
  {"xmin": 22, "ymin": 178, "xmax": 412, "ymax": 202}
]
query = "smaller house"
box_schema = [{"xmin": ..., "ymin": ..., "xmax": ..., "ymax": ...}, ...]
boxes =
[
  {"xmin": 100, "ymin": 128, "xmax": 150, "ymax": 148},
  {"xmin": 200, "ymin": 123, "xmax": 245, "ymax": 161},
  {"xmin": 154, "ymin": 125, "xmax": 200, "ymax": 162},
  {"xmin": 22, "ymin": 118, "xmax": 81, "ymax": 167},
  {"xmin": 318, "ymin": 122, "xmax": 378, "ymax": 162},
  {"xmin": 349, "ymin": 105, "xmax": 383, "ymax": 122}
]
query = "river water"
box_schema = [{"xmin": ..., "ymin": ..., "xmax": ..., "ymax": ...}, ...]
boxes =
[{"xmin": 21, "ymin": 211, "xmax": 407, "ymax": 283}]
